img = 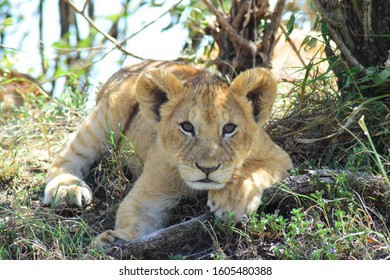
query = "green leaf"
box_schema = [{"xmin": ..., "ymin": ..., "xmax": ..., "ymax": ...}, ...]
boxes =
[
  {"xmin": 52, "ymin": 40, "xmax": 71, "ymax": 50},
  {"xmin": 286, "ymin": 14, "xmax": 295, "ymax": 37},
  {"xmin": 106, "ymin": 13, "xmax": 122, "ymax": 23},
  {"xmin": 313, "ymin": 14, "xmax": 320, "ymax": 29},
  {"xmin": 0, "ymin": 17, "xmax": 13, "ymax": 33},
  {"xmin": 305, "ymin": 37, "xmax": 317, "ymax": 51},
  {"xmin": 372, "ymin": 68, "xmax": 390, "ymax": 86}
]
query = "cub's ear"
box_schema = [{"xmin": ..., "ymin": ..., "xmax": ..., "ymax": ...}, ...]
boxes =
[
  {"xmin": 136, "ymin": 69, "xmax": 183, "ymax": 123},
  {"xmin": 230, "ymin": 68, "xmax": 277, "ymax": 125}
]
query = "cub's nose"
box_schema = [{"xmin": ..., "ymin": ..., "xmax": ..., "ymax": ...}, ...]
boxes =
[{"xmin": 195, "ymin": 162, "xmax": 221, "ymax": 175}]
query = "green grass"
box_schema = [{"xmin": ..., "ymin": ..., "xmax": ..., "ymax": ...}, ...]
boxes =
[
  {"xmin": 0, "ymin": 92, "xmax": 107, "ymax": 260},
  {"xmin": 201, "ymin": 167, "xmax": 389, "ymax": 260},
  {"xmin": 0, "ymin": 63, "xmax": 389, "ymax": 260}
]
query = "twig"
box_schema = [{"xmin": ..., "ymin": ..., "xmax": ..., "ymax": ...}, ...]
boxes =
[
  {"xmin": 325, "ymin": 24, "xmax": 365, "ymax": 72},
  {"xmin": 261, "ymin": 0, "xmax": 286, "ymax": 65},
  {"xmin": 104, "ymin": 214, "xmax": 210, "ymax": 259},
  {"xmin": 202, "ymin": 0, "xmax": 257, "ymax": 55},
  {"xmin": 64, "ymin": 0, "xmax": 144, "ymax": 59},
  {"xmin": 118, "ymin": 0, "xmax": 184, "ymax": 47},
  {"xmin": 262, "ymin": 169, "xmax": 386, "ymax": 205},
  {"xmin": 231, "ymin": 1, "xmax": 250, "ymax": 30},
  {"xmin": 279, "ymin": 25, "xmax": 308, "ymax": 68},
  {"xmin": 38, "ymin": 0, "xmax": 46, "ymax": 74},
  {"xmin": 81, "ymin": 0, "xmax": 89, "ymax": 13},
  {"xmin": 362, "ymin": 0, "xmax": 373, "ymax": 43}
]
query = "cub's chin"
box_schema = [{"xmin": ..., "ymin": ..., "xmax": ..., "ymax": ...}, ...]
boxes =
[{"xmin": 186, "ymin": 181, "xmax": 225, "ymax": 190}]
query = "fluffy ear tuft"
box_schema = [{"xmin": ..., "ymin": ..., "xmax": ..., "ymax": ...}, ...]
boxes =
[
  {"xmin": 230, "ymin": 68, "xmax": 277, "ymax": 125},
  {"xmin": 136, "ymin": 69, "xmax": 183, "ymax": 123}
]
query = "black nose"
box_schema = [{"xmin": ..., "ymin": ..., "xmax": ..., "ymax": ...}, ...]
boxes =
[{"xmin": 195, "ymin": 162, "xmax": 221, "ymax": 175}]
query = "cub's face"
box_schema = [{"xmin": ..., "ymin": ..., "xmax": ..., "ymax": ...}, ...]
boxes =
[
  {"xmin": 158, "ymin": 76, "xmax": 257, "ymax": 190},
  {"xmin": 136, "ymin": 67, "xmax": 277, "ymax": 191}
]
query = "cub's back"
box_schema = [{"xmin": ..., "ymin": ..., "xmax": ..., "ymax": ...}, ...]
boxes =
[{"xmin": 96, "ymin": 60, "xmax": 204, "ymax": 103}]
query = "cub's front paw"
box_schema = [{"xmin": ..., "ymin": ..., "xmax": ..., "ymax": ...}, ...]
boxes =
[
  {"xmin": 207, "ymin": 185, "xmax": 262, "ymax": 222},
  {"xmin": 43, "ymin": 174, "xmax": 92, "ymax": 207},
  {"xmin": 90, "ymin": 230, "xmax": 118, "ymax": 248},
  {"xmin": 91, "ymin": 229, "xmax": 136, "ymax": 248}
]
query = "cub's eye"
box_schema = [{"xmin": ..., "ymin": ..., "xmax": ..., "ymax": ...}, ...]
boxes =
[
  {"xmin": 180, "ymin": 121, "xmax": 195, "ymax": 136},
  {"xmin": 222, "ymin": 123, "xmax": 237, "ymax": 137}
]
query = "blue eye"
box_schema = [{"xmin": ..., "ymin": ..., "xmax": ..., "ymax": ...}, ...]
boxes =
[
  {"xmin": 222, "ymin": 123, "xmax": 237, "ymax": 137},
  {"xmin": 180, "ymin": 122, "xmax": 195, "ymax": 136}
]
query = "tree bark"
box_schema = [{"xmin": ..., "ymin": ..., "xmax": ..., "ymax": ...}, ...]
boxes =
[{"xmin": 314, "ymin": 0, "xmax": 390, "ymax": 96}]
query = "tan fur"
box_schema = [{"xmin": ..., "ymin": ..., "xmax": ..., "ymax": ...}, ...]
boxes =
[
  {"xmin": 272, "ymin": 30, "xmax": 328, "ymax": 81},
  {"xmin": 0, "ymin": 70, "xmax": 43, "ymax": 110},
  {"xmin": 43, "ymin": 60, "xmax": 293, "ymax": 245}
]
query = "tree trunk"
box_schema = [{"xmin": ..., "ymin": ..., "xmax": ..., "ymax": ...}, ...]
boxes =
[{"xmin": 314, "ymin": 0, "xmax": 390, "ymax": 96}]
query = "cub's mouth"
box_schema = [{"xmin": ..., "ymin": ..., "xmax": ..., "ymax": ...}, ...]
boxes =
[
  {"xmin": 186, "ymin": 179, "xmax": 225, "ymax": 190},
  {"xmin": 197, "ymin": 178, "xmax": 213, "ymax": 183},
  {"xmin": 178, "ymin": 164, "xmax": 233, "ymax": 190}
]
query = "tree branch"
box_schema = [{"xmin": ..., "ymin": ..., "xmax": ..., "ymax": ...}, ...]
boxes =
[
  {"xmin": 314, "ymin": 0, "xmax": 365, "ymax": 72},
  {"xmin": 64, "ymin": 0, "xmax": 144, "ymax": 59},
  {"xmin": 202, "ymin": 0, "xmax": 257, "ymax": 55},
  {"xmin": 118, "ymin": 0, "xmax": 184, "ymax": 47},
  {"xmin": 38, "ymin": 0, "xmax": 46, "ymax": 75},
  {"xmin": 261, "ymin": 0, "xmax": 286, "ymax": 65},
  {"xmin": 103, "ymin": 214, "xmax": 210, "ymax": 259},
  {"xmin": 262, "ymin": 169, "xmax": 386, "ymax": 205},
  {"xmin": 278, "ymin": 25, "xmax": 309, "ymax": 69}
]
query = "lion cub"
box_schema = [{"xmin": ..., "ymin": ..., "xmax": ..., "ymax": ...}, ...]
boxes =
[{"xmin": 43, "ymin": 60, "xmax": 292, "ymax": 244}]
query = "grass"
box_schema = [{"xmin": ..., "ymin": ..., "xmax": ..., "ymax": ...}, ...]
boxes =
[
  {"xmin": 0, "ymin": 92, "xmax": 108, "ymax": 260},
  {"xmin": 201, "ymin": 167, "xmax": 390, "ymax": 260},
  {"xmin": 0, "ymin": 62, "xmax": 389, "ymax": 260}
]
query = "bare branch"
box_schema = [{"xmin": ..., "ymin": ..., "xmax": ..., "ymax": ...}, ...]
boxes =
[
  {"xmin": 362, "ymin": 0, "xmax": 374, "ymax": 43},
  {"xmin": 81, "ymin": 0, "xmax": 89, "ymax": 13},
  {"xmin": 202, "ymin": 0, "xmax": 257, "ymax": 55},
  {"xmin": 231, "ymin": 1, "xmax": 250, "ymax": 30},
  {"xmin": 64, "ymin": 0, "xmax": 144, "ymax": 59},
  {"xmin": 103, "ymin": 214, "xmax": 210, "ymax": 259},
  {"xmin": 314, "ymin": 0, "xmax": 365, "ymax": 71},
  {"xmin": 262, "ymin": 169, "xmax": 386, "ymax": 205},
  {"xmin": 278, "ymin": 25, "xmax": 308, "ymax": 68},
  {"xmin": 118, "ymin": 0, "xmax": 184, "ymax": 47},
  {"xmin": 39, "ymin": 0, "xmax": 46, "ymax": 74},
  {"xmin": 261, "ymin": 0, "xmax": 286, "ymax": 65}
]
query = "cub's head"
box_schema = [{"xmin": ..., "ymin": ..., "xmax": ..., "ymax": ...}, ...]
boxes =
[{"xmin": 135, "ymin": 66, "xmax": 277, "ymax": 190}]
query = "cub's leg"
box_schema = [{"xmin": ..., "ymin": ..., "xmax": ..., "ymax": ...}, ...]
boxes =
[
  {"xmin": 44, "ymin": 94, "xmax": 136, "ymax": 207},
  {"xmin": 207, "ymin": 148, "xmax": 292, "ymax": 221},
  {"xmin": 92, "ymin": 147, "xmax": 186, "ymax": 245}
]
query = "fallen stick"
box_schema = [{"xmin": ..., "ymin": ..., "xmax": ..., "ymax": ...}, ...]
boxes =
[
  {"xmin": 262, "ymin": 169, "xmax": 386, "ymax": 205},
  {"xmin": 103, "ymin": 170, "xmax": 387, "ymax": 259},
  {"xmin": 104, "ymin": 214, "xmax": 210, "ymax": 259}
]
